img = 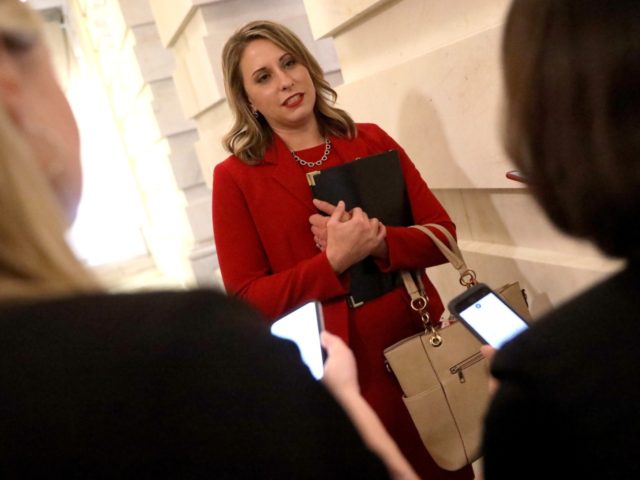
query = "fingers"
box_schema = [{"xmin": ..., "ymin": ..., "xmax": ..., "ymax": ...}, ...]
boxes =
[
  {"xmin": 309, "ymin": 213, "xmax": 328, "ymax": 250},
  {"xmin": 375, "ymin": 221, "xmax": 386, "ymax": 241},
  {"xmin": 480, "ymin": 345, "xmax": 500, "ymax": 395},
  {"xmin": 322, "ymin": 330, "xmax": 351, "ymax": 356},
  {"xmin": 328, "ymin": 200, "xmax": 346, "ymax": 224},
  {"xmin": 308, "ymin": 213, "xmax": 328, "ymax": 227},
  {"xmin": 349, "ymin": 207, "xmax": 368, "ymax": 224},
  {"xmin": 350, "ymin": 208, "xmax": 383, "ymax": 237},
  {"xmin": 370, "ymin": 221, "xmax": 388, "ymax": 259},
  {"xmin": 312, "ymin": 198, "xmax": 351, "ymax": 222},
  {"xmin": 312, "ymin": 198, "xmax": 337, "ymax": 216},
  {"xmin": 320, "ymin": 330, "xmax": 337, "ymax": 350},
  {"xmin": 480, "ymin": 345, "xmax": 497, "ymax": 362},
  {"xmin": 323, "ymin": 202, "xmax": 389, "ymax": 270}
]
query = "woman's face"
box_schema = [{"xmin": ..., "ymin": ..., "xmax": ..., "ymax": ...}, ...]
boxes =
[
  {"xmin": 0, "ymin": 28, "xmax": 81, "ymax": 220},
  {"xmin": 239, "ymin": 38, "xmax": 317, "ymax": 135}
]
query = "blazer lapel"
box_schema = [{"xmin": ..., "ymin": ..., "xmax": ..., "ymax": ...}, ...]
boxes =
[{"xmin": 265, "ymin": 134, "xmax": 316, "ymax": 212}]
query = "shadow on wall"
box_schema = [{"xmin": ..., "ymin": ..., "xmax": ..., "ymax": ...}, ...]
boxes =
[
  {"xmin": 394, "ymin": 90, "xmax": 550, "ymax": 320},
  {"xmin": 395, "ymin": 90, "xmax": 466, "ymax": 188}
]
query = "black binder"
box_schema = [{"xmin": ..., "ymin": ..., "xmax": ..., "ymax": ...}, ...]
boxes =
[{"xmin": 306, "ymin": 150, "xmax": 413, "ymax": 307}]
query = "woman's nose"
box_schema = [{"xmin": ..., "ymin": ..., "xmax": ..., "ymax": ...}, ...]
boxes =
[{"xmin": 277, "ymin": 71, "xmax": 294, "ymax": 90}]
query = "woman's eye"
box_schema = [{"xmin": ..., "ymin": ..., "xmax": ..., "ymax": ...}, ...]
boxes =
[
  {"xmin": 0, "ymin": 30, "xmax": 36, "ymax": 53},
  {"xmin": 256, "ymin": 73, "xmax": 270, "ymax": 83},
  {"xmin": 284, "ymin": 58, "xmax": 297, "ymax": 68}
]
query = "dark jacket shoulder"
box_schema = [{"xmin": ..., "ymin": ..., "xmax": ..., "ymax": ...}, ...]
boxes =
[{"xmin": 0, "ymin": 290, "xmax": 388, "ymax": 478}]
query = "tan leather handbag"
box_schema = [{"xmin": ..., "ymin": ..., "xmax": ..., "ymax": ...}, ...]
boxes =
[{"xmin": 383, "ymin": 224, "xmax": 531, "ymax": 471}]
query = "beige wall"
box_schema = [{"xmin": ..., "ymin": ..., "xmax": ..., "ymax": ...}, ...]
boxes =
[{"xmin": 305, "ymin": 0, "xmax": 621, "ymax": 316}]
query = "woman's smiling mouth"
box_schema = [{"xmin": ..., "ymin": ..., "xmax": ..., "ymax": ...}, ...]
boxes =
[{"xmin": 283, "ymin": 93, "xmax": 304, "ymax": 108}]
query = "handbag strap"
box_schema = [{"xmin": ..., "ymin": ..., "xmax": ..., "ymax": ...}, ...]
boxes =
[
  {"xmin": 401, "ymin": 270, "xmax": 442, "ymax": 345},
  {"xmin": 400, "ymin": 224, "xmax": 465, "ymax": 315},
  {"xmin": 410, "ymin": 224, "xmax": 477, "ymax": 287},
  {"xmin": 400, "ymin": 223, "xmax": 478, "ymax": 345}
]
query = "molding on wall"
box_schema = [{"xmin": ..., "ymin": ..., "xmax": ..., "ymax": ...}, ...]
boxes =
[
  {"xmin": 302, "ymin": 0, "xmax": 395, "ymax": 39},
  {"xmin": 428, "ymin": 244, "xmax": 622, "ymax": 322},
  {"xmin": 148, "ymin": 0, "xmax": 224, "ymax": 47},
  {"xmin": 459, "ymin": 240, "xmax": 621, "ymax": 275}
]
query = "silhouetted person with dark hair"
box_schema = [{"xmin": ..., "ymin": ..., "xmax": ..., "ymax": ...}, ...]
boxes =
[{"xmin": 481, "ymin": 1, "xmax": 640, "ymax": 478}]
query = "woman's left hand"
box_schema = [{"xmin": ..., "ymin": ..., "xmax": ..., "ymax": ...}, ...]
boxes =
[
  {"xmin": 309, "ymin": 199, "xmax": 350, "ymax": 250},
  {"xmin": 309, "ymin": 199, "xmax": 388, "ymax": 260}
]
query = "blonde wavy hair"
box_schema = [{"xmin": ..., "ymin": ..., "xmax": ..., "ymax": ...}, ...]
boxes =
[
  {"xmin": 0, "ymin": 0, "xmax": 100, "ymax": 302},
  {"xmin": 221, "ymin": 20, "xmax": 356, "ymax": 164}
]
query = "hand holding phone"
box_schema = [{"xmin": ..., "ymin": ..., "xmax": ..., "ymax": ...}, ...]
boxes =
[
  {"xmin": 319, "ymin": 330, "xmax": 358, "ymax": 394},
  {"xmin": 270, "ymin": 301, "xmax": 326, "ymax": 380},
  {"xmin": 448, "ymin": 283, "xmax": 529, "ymax": 349}
]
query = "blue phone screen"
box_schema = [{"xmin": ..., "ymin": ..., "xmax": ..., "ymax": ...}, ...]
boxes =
[{"xmin": 459, "ymin": 292, "xmax": 528, "ymax": 348}]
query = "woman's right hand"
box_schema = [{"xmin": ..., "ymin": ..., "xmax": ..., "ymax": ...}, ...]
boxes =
[
  {"xmin": 309, "ymin": 198, "xmax": 350, "ymax": 251},
  {"xmin": 321, "ymin": 330, "xmax": 421, "ymax": 480},
  {"xmin": 320, "ymin": 330, "xmax": 359, "ymax": 398},
  {"xmin": 324, "ymin": 201, "xmax": 386, "ymax": 274}
]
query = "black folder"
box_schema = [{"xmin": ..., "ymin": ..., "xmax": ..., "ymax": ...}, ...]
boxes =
[{"xmin": 306, "ymin": 150, "xmax": 413, "ymax": 307}]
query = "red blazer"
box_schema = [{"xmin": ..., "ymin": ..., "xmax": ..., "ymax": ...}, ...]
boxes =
[{"xmin": 212, "ymin": 123, "xmax": 455, "ymax": 342}]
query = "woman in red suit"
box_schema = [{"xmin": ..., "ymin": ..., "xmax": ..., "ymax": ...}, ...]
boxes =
[{"xmin": 213, "ymin": 20, "xmax": 472, "ymax": 480}]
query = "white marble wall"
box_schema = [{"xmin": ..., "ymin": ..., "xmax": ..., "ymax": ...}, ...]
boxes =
[{"xmin": 65, "ymin": 0, "xmax": 215, "ymax": 288}]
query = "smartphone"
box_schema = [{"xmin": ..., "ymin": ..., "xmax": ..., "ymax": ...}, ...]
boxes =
[
  {"xmin": 448, "ymin": 283, "xmax": 529, "ymax": 348},
  {"xmin": 270, "ymin": 301, "xmax": 326, "ymax": 380}
]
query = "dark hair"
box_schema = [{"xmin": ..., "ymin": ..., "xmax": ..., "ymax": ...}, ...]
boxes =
[
  {"xmin": 221, "ymin": 20, "xmax": 356, "ymax": 164},
  {"xmin": 502, "ymin": 0, "xmax": 640, "ymax": 260}
]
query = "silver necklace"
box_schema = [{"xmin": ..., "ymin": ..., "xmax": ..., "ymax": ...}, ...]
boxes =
[{"xmin": 291, "ymin": 138, "xmax": 331, "ymax": 167}]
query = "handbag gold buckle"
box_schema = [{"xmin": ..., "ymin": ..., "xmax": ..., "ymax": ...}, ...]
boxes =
[
  {"xmin": 459, "ymin": 269, "xmax": 478, "ymax": 288},
  {"xmin": 410, "ymin": 296, "xmax": 427, "ymax": 312},
  {"xmin": 420, "ymin": 308, "xmax": 442, "ymax": 347},
  {"xmin": 429, "ymin": 329, "xmax": 443, "ymax": 347},
  {"xmin": 411, "ymin": 294, "xmax": 442, "ymax": 346}
]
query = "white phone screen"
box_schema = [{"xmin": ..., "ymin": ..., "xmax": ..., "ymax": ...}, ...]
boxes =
[
  {"xmin": 459, "ymin": 292, "xmax": 529, "ymax": 348},
  {"xmin": 270, "ymin": 301, "xmax": 325, "ymax": 380}
]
